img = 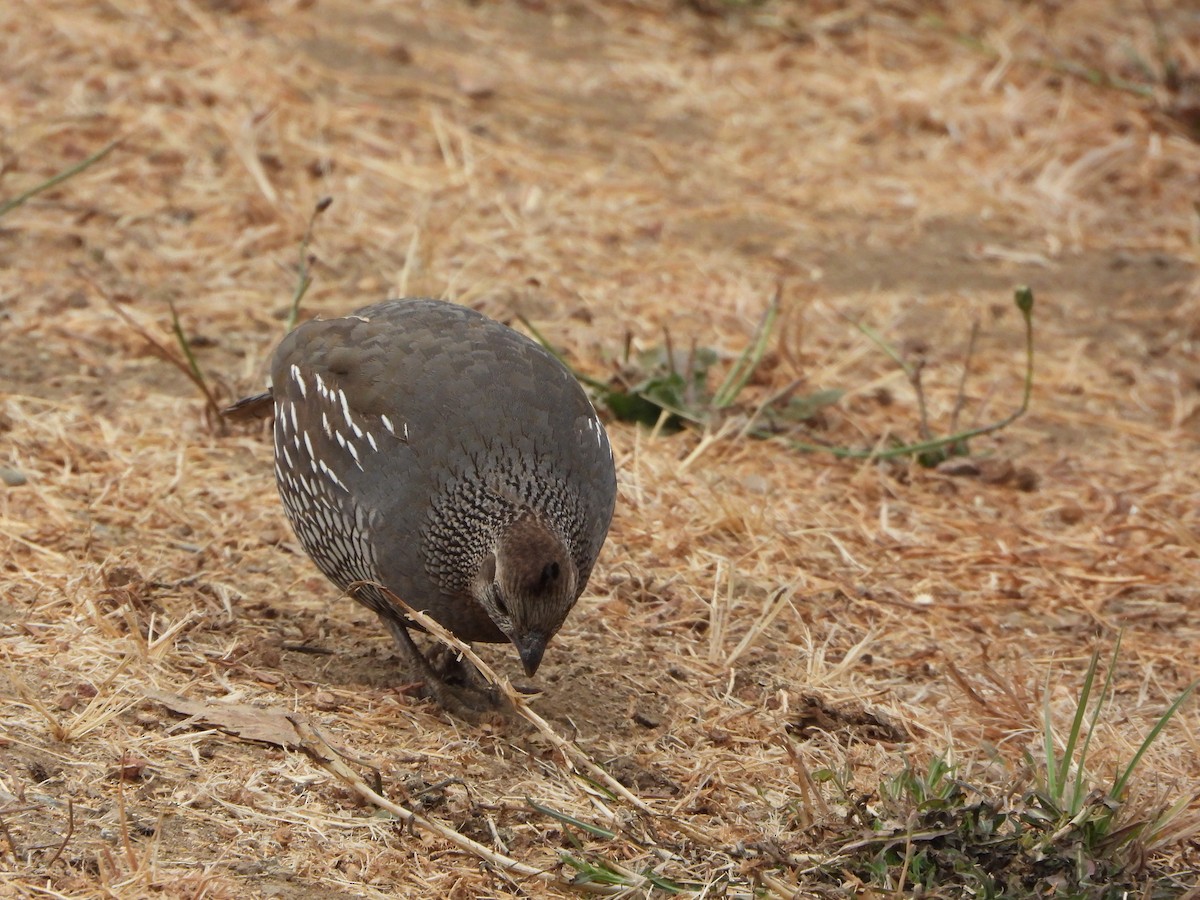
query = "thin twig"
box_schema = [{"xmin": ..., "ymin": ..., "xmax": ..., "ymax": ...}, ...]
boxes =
[
  {"xmin": 780, "ymin": 735, "xmax": 831, "ymax": 820},
  {"xmin": 364, "ymin": 583, "xmax": 734, "ymax": 852},
  {"xmin": 289, "ymin": 716, "xmax": 624, "ymax": 895},
  {"xmin": 943, "ymin": 658, "xmax": 992, "ymax": 712},
  {"xmin": 947, "ymin": 319, "xmax": 981, "ymax": 437},
  {"xmin": 0, "ymin": 813, "xmax": 22, "ymax": 861},
  {"xmin": 849, "ymin": 317, "xmax": 913, "ymax": 378},
  {"xmin": 116, "ymin": 775, "xmax": 138, "ymax": 872},
  {"xmin": 373, "ymin": 587, "xmax": 655, "ymax": 811},
  {"xmin": 45, "ymin": 798, "xmax": 74, "ymax": 868},
  {"xmin": 910, "ymin": 357, "xmax": 932, "ymax": 442}
]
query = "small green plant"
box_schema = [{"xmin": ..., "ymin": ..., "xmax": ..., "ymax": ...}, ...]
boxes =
[
  {"xmin": 522, "ymin": 287, "xmax": 822, "ymax": 434},
  {"xmin": 794, "ymin": 285, "xmax": 1035, "ymax": 465},
  {"xmin": 1029, "ymin": 633, "xmax": 1197, "ymax": 860},
  {"xmin": 529, "ymin": 286, "xmax": 1035, "ymax": 466},
  {"xmin": 599, "ymin": 341, "xmax": 722, "ymax": 431},
  {"xmin": 806, "ymin": 641, "xmax": 1197, "ymax": 896},
  {"xmin": 882, "ymin": 752, "xmax": 958, "ymax": 808}
]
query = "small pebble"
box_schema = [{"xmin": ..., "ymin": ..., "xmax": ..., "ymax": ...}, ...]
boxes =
[
  {"xmin": 0, "ymin": 468, "xmax": 27, "ymax": 486},
  {"xmin": 313, "ymin": 691, "xmax": 340, "ymax": 711}
]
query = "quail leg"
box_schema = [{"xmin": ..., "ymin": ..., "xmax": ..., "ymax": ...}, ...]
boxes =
[
  {"xmin": 426, "ymin": 642, "xmax": 493, "ymax": 691},
  {"xmin": 381, "ymin": 616, "xmax": 502, "ymax": 716}
]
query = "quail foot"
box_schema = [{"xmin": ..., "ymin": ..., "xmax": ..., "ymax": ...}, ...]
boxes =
[{"xmin": 228, "ymin": 299, "xmax": 617, "ymax": 714}]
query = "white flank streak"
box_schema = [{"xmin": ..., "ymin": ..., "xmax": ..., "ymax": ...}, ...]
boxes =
[
  {"xmin": 380, "ymin": 414, "xmax": 396, "ymax": 435},
  {"xmin": 288, "ymin": 401, "xmax": 299, "ymax": 434},
  {"xmin": 322, "ymin": 411, "xmax": 332, "ymax": 437},
  {"xmin": 303, "ymin": 431, "xmax": 316, "ymax": 463},
  {"xmin": 314, "ymin": 372, "xmax": 327, "ymax": 397},
  {"xmin": 319, "ymin": 459, "xmax": 348, "ymax": 492},
  {"xmin": 282, "ymin": 444, "xmax": 293, "ymax": 470},
  {"xmin": 403, "ymin": 422, "xmax": 410, "ymax": 441},
  {"xmin": 365, "ymin": 431, "xmax": 377, "ymax": 451},
  {"xmin": 346, "ymin": 440, "xmax": 363, "ymax": 470},
  {"xmin": 338, "ymin": 389, "xmax": 354, "ymax": 429},
  {"xmin": 350, "ymin": 420, "xmax": 364, "ymax": 440},
  {"xmin": 291, "ymin": 365, "xmax": 307, "ymax": 398},
  {"xmin": 335, "ymin": 431, "xmax": 347, "ymax": 449}
]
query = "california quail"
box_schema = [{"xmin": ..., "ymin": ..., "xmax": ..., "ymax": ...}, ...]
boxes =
[{"xmin": 229, "ymin": 299, "xmax": 617, "ymax": 710}]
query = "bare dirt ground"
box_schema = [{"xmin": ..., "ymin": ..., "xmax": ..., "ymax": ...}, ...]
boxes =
[{"xmin": 2, "ymin": 1, "xmax": 1199, "ymax": 897}]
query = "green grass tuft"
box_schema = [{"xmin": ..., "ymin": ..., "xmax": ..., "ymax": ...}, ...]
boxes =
[{"xmin": 805, "ymin": 639, "xmax": 1197, "ymax": 897}]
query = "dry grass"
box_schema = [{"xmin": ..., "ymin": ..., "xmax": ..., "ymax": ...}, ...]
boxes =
[{"xmin": 2, "ymin": 0, "xmax": 1199, "ymax": 896}]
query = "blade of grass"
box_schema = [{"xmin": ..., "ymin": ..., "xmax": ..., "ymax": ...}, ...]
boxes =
[
  {"xmin": 1139, "ymin": 789, "xmax": 1200, "ymax": 852},
  {"xmin": 517, "ymin": 314, "xmax": 609, "ymax": 392},
  {"xmin": 1110, "ymin": 678, "xmax": 1198, "ymax": 802},
  {"xmin": 1070, "ymin": 637, "xmax": 1121, "ymax": 814},
  {"xmin": 561, "ymin": 853, "xmax": 632, "ymax": 887},
  {"xmin": 712, "ymin": 284, "xmax": 780, "ymax": 408},
  {"xmin": 0, "ymin": 139, "xmax": 120, "ymax": 220},
  {"xmin": 560, "ymin": 853, "xmax": 695, "ymax": 894},
  {"xmin": 91, "ymin": 277, "xmax": 223, "ymax": 423},
  {"xmin": 569, "ymin": 773, "xmax": 620, "ymax": 803},
  {"xmin": 1054, "ymin": 645, "xmax": 1101, "ymax": 809},
  {"xmin": 167, "ymin": 299, "xmax": 221, "ymax": 418},
  {"xmin": 527, "ymin": 799, "xmax": 617, "ymax": 840},
  {"xmin": 1043, "ymin": 666, "xmax": 1059, "ymax": 803},
  {"xmin": 848, "ymin": 317, "xmax": 914, "ymax": 379}
]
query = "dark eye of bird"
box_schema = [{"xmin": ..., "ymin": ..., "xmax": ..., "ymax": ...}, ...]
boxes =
[{"xmin": 539, "ymin": 561, "xmax": 560, "ymax": 588}]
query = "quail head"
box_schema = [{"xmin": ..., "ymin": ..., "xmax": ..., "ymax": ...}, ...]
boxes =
[{"xmin": 228, "ymin": 298, "xmax": 617, "ymax": 711}]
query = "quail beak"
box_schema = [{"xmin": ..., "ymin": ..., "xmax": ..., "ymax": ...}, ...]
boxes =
[{"xmin": 514, "ymin": 633, "xmax": 547, "ymax": 678}]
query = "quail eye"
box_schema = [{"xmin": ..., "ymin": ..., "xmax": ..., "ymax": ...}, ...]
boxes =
[{"xmin": 539, "ymin": 561, "xmax": 560, "ymax": 588}]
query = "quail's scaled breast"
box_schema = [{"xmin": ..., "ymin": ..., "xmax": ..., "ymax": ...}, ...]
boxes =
[{"xmin": 255, "ymin": 298, "xmax": 617, "ymax": 709}]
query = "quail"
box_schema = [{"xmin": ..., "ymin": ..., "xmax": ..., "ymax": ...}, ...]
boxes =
[{"xmin": 228, "ymin": 299, "xmax": 617, "ymax": 711}]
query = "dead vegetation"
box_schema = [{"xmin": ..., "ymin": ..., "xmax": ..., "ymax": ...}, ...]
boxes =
[{"xmin": 2, "ymin": 0, "xmax": 1199, "ymax": 897}]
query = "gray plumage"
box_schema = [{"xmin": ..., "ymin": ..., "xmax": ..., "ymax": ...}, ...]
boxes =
[{"xmin": 234, "ymin": 298, "xmax": 616, "ymax": 707}]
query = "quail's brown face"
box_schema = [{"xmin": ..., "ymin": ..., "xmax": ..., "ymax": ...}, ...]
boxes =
[{"xmin": 474, "ymin": 514, "xmax": 579, "ymax": 676}]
